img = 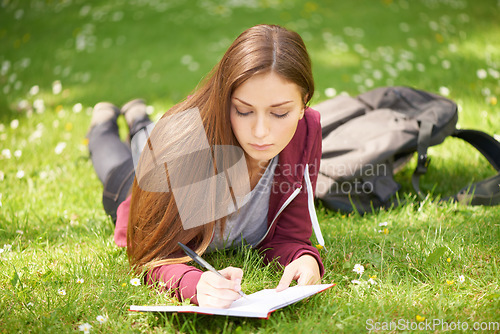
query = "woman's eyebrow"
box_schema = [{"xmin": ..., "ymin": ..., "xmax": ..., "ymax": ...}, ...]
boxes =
[{"xmin": 233, "ymin": 97, "xmax": 294, "ymax": 108}]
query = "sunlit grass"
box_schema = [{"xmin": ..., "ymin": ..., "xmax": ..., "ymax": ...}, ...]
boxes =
[{"xmin": 1, "ymin": 0, "xmax": 499, "ymax": 333}]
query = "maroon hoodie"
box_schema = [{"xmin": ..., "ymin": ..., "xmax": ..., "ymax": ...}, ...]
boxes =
[{"xmin": 113, "ymin": 107, "xmax": 324, "ymax": 304}]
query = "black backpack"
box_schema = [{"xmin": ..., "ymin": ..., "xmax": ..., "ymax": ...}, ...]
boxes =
[{"xmin": 314, "ymin": 86, "xmax": 500, "ymax": 214}]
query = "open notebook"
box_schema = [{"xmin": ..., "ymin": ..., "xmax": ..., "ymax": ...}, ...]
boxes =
[{"xmin": 130, "ymin": 283, "xmax": 334, "ymax": 319}]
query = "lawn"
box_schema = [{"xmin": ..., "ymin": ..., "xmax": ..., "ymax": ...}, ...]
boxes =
[{"xmin": 1, "ymin": 0, "xmax": 499, "ymax": 333}]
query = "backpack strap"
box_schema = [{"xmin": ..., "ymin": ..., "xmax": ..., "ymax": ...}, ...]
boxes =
[
  {"xmin": 411, "ymin": 120, "xmax": 434, "ymax": 199},
  {"xmin": 449, "ymin": 129, "xmax": 500, "ymax": 206},
  {"xmin": 413, "ymin": 127, "xmax": 500, "ymax": 205},
  {"xmin": 451, "ymin": 129, "xmax": 500, "ymax": 171}
]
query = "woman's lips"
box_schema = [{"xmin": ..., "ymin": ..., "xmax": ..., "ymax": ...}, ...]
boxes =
[{"xmin": 250, "ymin": 143, "xmax": 273, "ymax": 151}]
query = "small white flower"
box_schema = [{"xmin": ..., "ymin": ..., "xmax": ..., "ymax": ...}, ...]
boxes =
[
  {"xmin": 458, "ymin": 275, "xmax": 465, "ymax": 283},
  {"xmin": 80, "ymin": 5, "xmax": 91, "ymax": 16},
  {"xmin": 368, "ymin": 278, "xmax": 377, "ymax": 285},
  {"xmin": 54, "ymin": 142, "xmax": 66, "ymax": 155},
  {"xmin": 58, "ymin": 288, "xmax": 66, "ymax": 296},
  {"xmin": 16, "ymin": 230, "xmax": 23, "ymax": 234},
  {"xmin": 130, "ymin": 278, "xmax": 141, "ymax": 286},
  {"xmin": 52, "ymin": 80, "xmax": 62, "ymax": 95},
  {"xmin": 76, "ymin": 278, "xmax": 84, "ymax": 284},
  {"xmin": 16, "ymin": 170, "xmax": 25, "ymax": 179},
  {"xmin": 188, "ymin": 62, "xmax": 199, "ymax": 72},
  {"xmin": 27, "ymin": 302, "xmax": 33, "ymax": 307},
  {"xmin": 1, "ymin": 60, "xmax": 10, "ymax": 75},
  {"xmin": 0, "ymin": 249, "xmax": 4, "ymax": 254},
  {"xmin": 78, "ymin": 323, "xmax": 92, "ymax": 334},
  {"xmin": 488, "ymin": 68, "xmax": 499, "ymax": 79},
  {"xmin": 96, "ymin": 315, "xmax": 108, "ymax": 324},
  {"xmin": 2, "ymin": 149, "xmax": 11, "ymax": 159},
  {"xmin": 351, "ymin": 279, "xmax": 362, "ymax": 285},
  {"xmin": 33, "ymin": 99, "xmax": 45, "ymax": 113},
  {"xmin": 158, "ymin": 281, "xmax": 167, "ymax": 287},
  {"xmin": 324, "ymin": 87, "xmax": 337, "ymax": 98},
  {"xmin": 18, "ymin": 100, "xmax": 29, "ymax": 110},
  {"xmin": 20, "ymin": 57, "xmax": 30, "ymax": 68},
  {"xmin": 0, "ymin": 171, "xmax": 4, "ymax": 181},
  {"xmin": 378, "ymin": 221, "xmax": 388, "ymax": 226},
  {"xmin": 181, "ymin": 54, "xmax": 192, "ymax": 65},
  {"xmin": 10, "ymin": 119, "xmax": 19, "ymax": 129},
  {"xmin": 14, "ymin": 8, "xmax": 24, "ymax": 20},
  {"xmin": 482, "ymin": 87, "xmax": 491, "ymax": 96},
  {"xmin": 476, "ymin": 69, "xmax": 487, "ymax": 80},
  {"xmin": 439, "ymin": 86, "xmax": 450, "ymax": 97},
  {"xmin": 353, "ymin": 264, "xmax": 365, "ymax": 275},
  {"xmin": 73, "ymin": 103, "xmax": 83, "ymax": 113},
  {"xmin": 29, "ymin": 85, "xmax": 39, "ymax": 95},
  {"xmin": 373, "ymin": 70, "xmax": 383, "ymax": 80},
  {"xmin": 3, "ymin": 244, "xmax": 12, "ymax": 251},
  {"xmin": 30, "ymin": 128, "xmax": 43, "ymax": 141},
  {"xmin": 14, "ymin": 150, "xmax": 22, "ymax": 158}
]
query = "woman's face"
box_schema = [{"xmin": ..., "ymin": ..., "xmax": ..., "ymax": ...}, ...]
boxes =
[{"xmin": 230, "ymin": 71, "xmax": 305, "ymax": 169}]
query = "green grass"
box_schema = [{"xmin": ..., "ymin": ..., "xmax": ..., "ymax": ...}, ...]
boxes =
[{"xmin": 1, "ymin": 0, "xmax": 499, "ymax": 332}]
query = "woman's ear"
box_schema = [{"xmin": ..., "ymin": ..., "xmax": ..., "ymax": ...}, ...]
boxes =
[
  {"xmin": 303, "ymin": 93, "xmax": 311, "ymax": 106},
  {"xmin": 299, "ymin": 94, "xmax": 309, "ymax": 120},
  {"xmin": 299, "ymin": 107, "xmax": 305, "ymax": 120}
]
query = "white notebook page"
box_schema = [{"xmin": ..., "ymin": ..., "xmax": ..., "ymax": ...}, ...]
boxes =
[{"xmin": 130, "ymin": 284, "xmax": 333, "ymax": 318}]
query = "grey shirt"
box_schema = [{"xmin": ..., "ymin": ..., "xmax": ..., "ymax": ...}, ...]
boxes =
[{"xmin": 207, "ymin": 155, "xmax": 279, "ymax": 252}]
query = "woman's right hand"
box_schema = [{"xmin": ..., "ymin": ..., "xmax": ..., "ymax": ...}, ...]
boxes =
[{"xmin": 196, "ymin": 266, "xmax": 243, "ymax": 308}]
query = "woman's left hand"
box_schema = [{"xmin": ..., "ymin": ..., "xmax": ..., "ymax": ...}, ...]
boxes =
[{"xmin": 276, "ymin": 254, "xmax": 321, "ymax": 292}]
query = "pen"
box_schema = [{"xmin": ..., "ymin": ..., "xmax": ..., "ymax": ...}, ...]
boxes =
[{"xmin": 177, "ymin": 242, "xmax": 247, "ymax": 298}]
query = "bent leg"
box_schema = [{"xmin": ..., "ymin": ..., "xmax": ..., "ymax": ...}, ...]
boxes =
[
  {"xmin": 88, "ymin": 119, "xmax": 132, "ymax": 185},
  {"xmin": 88, "ymin": 120, "xmax": 136, "ymax": 222}
]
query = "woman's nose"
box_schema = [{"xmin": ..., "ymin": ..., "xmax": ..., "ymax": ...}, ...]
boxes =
[{"xmin": 253, "ymin": 115, "xmax": 269, "ymax": 139}]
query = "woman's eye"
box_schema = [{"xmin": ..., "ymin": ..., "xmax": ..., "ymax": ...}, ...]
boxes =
[
  {"xmin": 272, "ymin": 112, "xmax": 290, "ymax": 119},
  {"xmin": 235, "ymin": 107, "xmax": 251, "ymax": 117}
]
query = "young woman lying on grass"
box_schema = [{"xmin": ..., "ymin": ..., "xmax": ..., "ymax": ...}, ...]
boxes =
[{"xmin": 87, "ymin": 24, "xmax": 325, "ymax": 308}]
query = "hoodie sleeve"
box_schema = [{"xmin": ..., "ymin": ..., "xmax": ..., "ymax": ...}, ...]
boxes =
[
  {"xmin": 258, "ymin": 115, "xmax": 325, "ymax": 276},
  {"xmin": 145, "ymin": 264, "xmax": 203, "ymax": 305},
  {"xmin": 116, "ymin": 197, "xmax": 203, "ymax": 304}
]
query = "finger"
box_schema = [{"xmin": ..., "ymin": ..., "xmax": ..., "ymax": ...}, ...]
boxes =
[
  {"xmin": 276, "ymin": 266, "xmax": 299, "ymax": 292},
  {"xmin": 201, "ymin": 271, "xmax": 234, "ymax": 290},
  {"xmin": 197, "ymin": 274, "xmax": 241, "ymax": 307},
  {"xmin": 296, "ymin": 271, "xmax": 314, "ymax": 286},
  {"xmin": 218, "ymin": 267, "xmax": 244, "ymax": 291},
  {"xmin": 200, "ymin": 271, "xmax": 243, "ymax": 298},
  {"xmin": 219, "ymin": 266, "xmax": 243, "ymax": 281}
]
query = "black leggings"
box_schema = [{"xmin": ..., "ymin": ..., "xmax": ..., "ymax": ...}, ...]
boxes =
[{"xmin": 88, "ymin": 116, "xmax": 152, "ymax": 222}]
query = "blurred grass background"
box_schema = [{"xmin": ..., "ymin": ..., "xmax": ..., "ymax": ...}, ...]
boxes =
[{"xmin": 0, "ymin": 0, "xmax": 499, "ymax": 333}]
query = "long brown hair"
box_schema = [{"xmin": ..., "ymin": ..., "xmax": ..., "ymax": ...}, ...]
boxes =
[{"xmin": 127, "ymin": 24, "xmax": 315, "ymax": 273}]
